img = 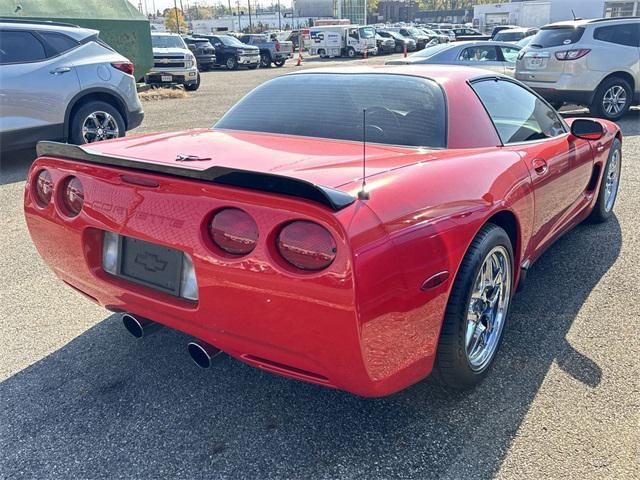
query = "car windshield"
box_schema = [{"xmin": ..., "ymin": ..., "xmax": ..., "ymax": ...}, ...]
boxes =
[
  {"xmin": 152, "ymin": 35, "xmax": 185, "ymax": 49},
  {"xmin": 215, "ymin": 73, "xmax": 447, "ymax": 148},
  {"xmin": 359, "ymin": 27, "xmax": 375, "ymax": 38},
  {"xmin": 408, "ymin": 28, "xmax": 424, "ymax": 36},
  {"xmin": 411, "ymin": 43, "xmax": 451, "ymax": 58},
  {"xmin": 219, "ymin": 35, "xmax": 243, "ymax": 46},
  {"xmin": 494, "ymin": 31, "xmax": 525, "ymax": 42},
  {"xmin": 528, "ymin": 26, "xmax": 585, "ymax": 48}
]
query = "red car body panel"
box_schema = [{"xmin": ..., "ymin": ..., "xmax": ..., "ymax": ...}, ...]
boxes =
[{"xmin": 23, "ymin": 66, "xmax": 621, "ymax": 396}]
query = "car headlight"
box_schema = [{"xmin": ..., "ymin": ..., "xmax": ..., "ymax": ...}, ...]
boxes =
[
  {"xmin": 237, "ymin": 49, "xmax": 246, "ymax": 55},
  {"xmin": 185, "ymin": 54, "xmax": 195, "ymax": 68}
]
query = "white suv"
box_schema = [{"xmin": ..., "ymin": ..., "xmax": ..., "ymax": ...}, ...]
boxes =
[{"xmin": 516, "ymin": 17, "xmax": 639, "ymax": 120}]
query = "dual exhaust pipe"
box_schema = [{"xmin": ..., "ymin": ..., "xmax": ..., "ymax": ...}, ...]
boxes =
[{"xmin": 122, "ymin": 313, "xmax": 222, "ymax": 368}]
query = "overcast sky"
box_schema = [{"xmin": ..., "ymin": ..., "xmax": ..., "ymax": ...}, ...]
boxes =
[{"xmin": 129, "ymin": 0, "xmax": 293, "ymax": 14}]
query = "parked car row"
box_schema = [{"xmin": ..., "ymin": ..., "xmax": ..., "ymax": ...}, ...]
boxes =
[
  {"xmin": 388, "ymin": 17, "xmax": 640, "ymax": 121},
  {"xmin": 143, "ymin": 31, "xmax": 295, "ymax": 88}
]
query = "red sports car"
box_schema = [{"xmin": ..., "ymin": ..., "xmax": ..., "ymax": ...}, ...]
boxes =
[{"xmin": 24, "ymin": 66, "xmax": 622, "ymax": 396}]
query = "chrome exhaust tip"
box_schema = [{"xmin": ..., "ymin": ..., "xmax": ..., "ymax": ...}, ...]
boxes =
[
  {"xmin": 122, "ymin": 314, "xmax": 161, "ymax": 339},
  {"xmin": 187, "ymin": 341, "xmax": 222, "ymax": 368}
]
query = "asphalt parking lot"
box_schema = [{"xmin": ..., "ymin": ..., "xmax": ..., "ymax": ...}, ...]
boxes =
[{"xmin": 1, "ymin": 53, "xmax": 639, "ymax": 479}]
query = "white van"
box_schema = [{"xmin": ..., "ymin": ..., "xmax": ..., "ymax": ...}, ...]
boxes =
[{"xmin": 308, "ymin": 25, "xmax": 377, "ymax": 58}]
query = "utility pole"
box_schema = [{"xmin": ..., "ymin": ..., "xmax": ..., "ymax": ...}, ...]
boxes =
[
  {"xmin": 248, "ymin": 0, "xmax": 253, "ymax": 32},
  {"xmin": 364, "ymin": 0, "xmax": 367, "ymax": 25},
  {"xmin": 229, "ymin": 0, "xmax": 234, "ymax": 30},
  {"xmin": 174, "ymin": 0, "xmax": 181, "ymax": 34},
  {"xmin": 277, "ymin": 0, "xmax": 281, "ymax": 30}
]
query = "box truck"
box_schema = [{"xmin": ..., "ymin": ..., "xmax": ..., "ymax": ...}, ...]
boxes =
[{"xmin": 308, "ymin": 25, "xmax": 377, "ymax": 58}]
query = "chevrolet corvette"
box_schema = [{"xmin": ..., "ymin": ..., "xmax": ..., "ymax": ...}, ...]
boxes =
[{"xmin": 24, "ymin": 66, "xmax": 622, "ymax": 396}]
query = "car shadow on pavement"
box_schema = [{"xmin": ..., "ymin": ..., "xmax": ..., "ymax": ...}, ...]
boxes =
[{"xmin": 0, "ymin": 217, "xmax": 621, "ymax": 479}]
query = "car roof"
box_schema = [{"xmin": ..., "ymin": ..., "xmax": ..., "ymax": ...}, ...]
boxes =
[
  {"xmin": 544, "ymin": 16, "xmax": 639, "ymax": 28},
  {"xmin": 495, "ymin": 27, "xmax": 529, "ymax": 33},
  {"xmin": 0, "ymin": 19, "xmax": 97, "ymax": 40},
  {"xmin": 447, "ymin": 40, "xmax": 521, "ymax": 48}
]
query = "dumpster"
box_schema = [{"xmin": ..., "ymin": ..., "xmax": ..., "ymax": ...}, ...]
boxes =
[{"xmin": 0, "ymin": 0, "xmax": 153, "ymax": 80}]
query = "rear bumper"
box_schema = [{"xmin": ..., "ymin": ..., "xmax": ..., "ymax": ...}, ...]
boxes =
[
  {"xmin": 126, "ymin": 109, "xmax": 144, "ymax": 131},
  {"xmin": 23, "ymin": 156, "xmax": 440, "ymax": 396},
  {"xmin": 145, "ymin": 67, "xmax": 199, "ymax": 85},
  {"xmin": 531, "ymin": 87, "xmax": 595, "ymax": 107}
]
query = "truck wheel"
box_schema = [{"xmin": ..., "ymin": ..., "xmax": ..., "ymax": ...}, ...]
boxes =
[
  {"xmin": 260, "ymin": 53, "xmax": 272, "ymax": 68},
  {"xmin": 434, "ymin": 223, "xmax": 514, "ymax": 389},
  {"xmin": 226, "ymin": 56, "xmax": 238, "ymax": 70},
  {"xmin": 590, "ymin": 76, "xmax": 632, "ymax": 120},
  {"xmin": 184, "ymin": 73, "xmax": 200, "ymax": 91},
  {"xmin": 69, "ymin": 101, "xmax": 125, "ymax": 145},
  {"xmin": 247, "ymin": 65, "xmax": 258, "ymax": 70},
  {"xmin": 318, "ymin": 49, "xmax": 326, "ymax": 58},
  {"xmin": 273, "ymin": 58, "xmax": 286, "ymax": 67},
  {"xmin": 346, "ymin": 47, "xmax": 356, "ymax": 58}
]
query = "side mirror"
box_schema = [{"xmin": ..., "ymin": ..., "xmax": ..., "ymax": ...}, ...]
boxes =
[
  {"xmin": 187, "ymin": 44, "xmax": 196, "ymax": 51},
  {"xmin": 570, "ymin": 119, "xmax": 604, "ymax": 141}
]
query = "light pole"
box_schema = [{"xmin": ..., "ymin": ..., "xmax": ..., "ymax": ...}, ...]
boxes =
[
  {"xmin": 248, "ymin": 0, "xmax": 253, "ymax": 32},
  {"xmin": 173, "ymin": 0, "xmax": 181, "ymax": 34},
  {"xmin": 277, "ymin": 0, "xmax": 281, "ymax": 30}
]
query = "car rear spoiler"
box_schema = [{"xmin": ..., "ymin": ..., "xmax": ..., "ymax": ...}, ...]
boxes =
[{"xmin": 36, "ymin": 141, "xmax": 356, "ymax": 212}]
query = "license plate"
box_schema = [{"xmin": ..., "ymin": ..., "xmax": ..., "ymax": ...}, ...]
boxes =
[
  {"xmin": 526, "ymin": 57, "xmax": 547, "ymax": 69},
  {"xmin": 161, "ymin": 75, "xmax": 172, "ymax": 82},
  {"xmin": 119, "ymin": 236, "xmax": 182, "ymax": 295}
]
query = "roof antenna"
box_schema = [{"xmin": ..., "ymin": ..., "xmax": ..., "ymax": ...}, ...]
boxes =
[
  {"xmin": 571, "ymin": 9, "xmax": 577, "ymax": 20},
  {"xmin": 358, "ymin": 108, "xmax": 370, "ymax": 201}
]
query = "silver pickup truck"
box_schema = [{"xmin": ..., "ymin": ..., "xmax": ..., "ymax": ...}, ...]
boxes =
[{"xmin": 239, "ymin": 34, "xmax": 294, "ymax": 68}]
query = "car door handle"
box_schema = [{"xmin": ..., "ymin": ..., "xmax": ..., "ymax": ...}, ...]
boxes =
[
  {"xmin": 532, "ymin": 158, "xmax": 548, "ymax": 175},
  {"xmin": 50, "ymin": 67, "xmax": 71, "ymax": 75}
]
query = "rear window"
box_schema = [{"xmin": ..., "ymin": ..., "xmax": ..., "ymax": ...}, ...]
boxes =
[
  {"xmin": 494, "ymin": 31, "xmax": 525, "ymax": 42},
  {"xmin": 215, "ymin": 73, "xmax": 447, "ymax": 148},
  {"xmin": 38, "ymin": 31, "xmax": 79, "ymax": 56},
  {"xmin": 412, "ymin": 43, "xmax": 451, "ymax": 58},
  {"xmin": 529, "ymin": 26, "xmax": 585, "ymax": 48}
]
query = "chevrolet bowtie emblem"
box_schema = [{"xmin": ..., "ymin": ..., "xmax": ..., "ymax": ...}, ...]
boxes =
[
  {"xmin": 134, "ymin": 253, "xmax": 167, "ymax": 272},
  {"xmin": 176, "ymin": 153, "xmax": 212, "ymax": 161}
]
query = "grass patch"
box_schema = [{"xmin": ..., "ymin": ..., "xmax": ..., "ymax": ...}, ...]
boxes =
[{"xmin": 139, "ymin": 87, "xmax": 188, "ymax": 101}]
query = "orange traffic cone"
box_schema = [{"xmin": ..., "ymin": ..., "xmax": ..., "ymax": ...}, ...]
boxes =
[
  {"xmin": 404, "ymin": 45, "xmax": 407, "ymax": 58},
  {"xmin": 364, "ymin": 48, "xmax": 368, "ymax": 60},
  {"xmin": 296, "ymin": 48, "xmax": 302, "ymax": 66}
]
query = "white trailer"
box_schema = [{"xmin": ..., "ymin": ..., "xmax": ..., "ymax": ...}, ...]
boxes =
[{"xmin": 308, "ymin": 25, "xmax": 377, "ymax": 58}]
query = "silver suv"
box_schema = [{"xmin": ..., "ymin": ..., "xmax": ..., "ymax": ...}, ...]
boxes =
[
  {"xmin": 0, "ymin": 19, "xmax": 144, "ymax": 153},
  {"xmin": 516, "ymin": 17, "xmax": 639, "ymax": 120}
]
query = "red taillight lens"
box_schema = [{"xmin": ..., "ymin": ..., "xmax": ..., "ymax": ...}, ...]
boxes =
[
  {"xmin": 34, "ymin": 169, "xmax": 53, "ymax": 206},
  {"xmin": 555, "ymin": 48, "xmax": 590, "ymax": 61},
  {"xmin": 277, "ymin": 221, "xmax": 336, "ymax": 271},
  {"xmin": 210, "ymin": 208, "xmax": 258, "ymax": 255},
  {"xmin": 111, "ymin": 62, "xmax": 134, "ymax": 75},
  {"xmin": 275, "ymin": 41, "xmax": 281, "ymax": 52},
  {"xmin": 62, "ymin": 176, "xmax": 84, "ymax": 216}
]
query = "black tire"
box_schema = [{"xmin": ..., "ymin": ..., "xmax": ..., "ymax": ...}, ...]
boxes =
[
  {"xmin": 226, "ymin": 56, "xmax": 238, "ymax": 70},
  {"xmin": 346, "ymin": 47, "xmax": 356, "ymax": 58},
  {"xmin": 247, "ymin": 65, "xmax": 258, "ymax": 70},
  {"xmin": 434, "ymin": 223, "xmax": 514, "ymax": 389},
  {"xmin": 184, "ymin": 73, "xmax": 200, "ymax": 91},
  {"xmin": 69, "ymin": 100, "xmax": 125, "ymax": 145},
  {"xmin": 273, "ymin": 58, "xmax": 286, "ymax": 67},
  {"xmin": 395, "ymin": 44, "xmax": 403, "ymax": 53},
  {"xmin": 260, "ymin": 52, "xmax": 272, "ymax": 68},
  {"xmin": 586, "ymin": 138, "xmax": 622, "ymax": 224},
  {"xmin": 590, "ymin": 76, "xmax": 632, "ymax": 120},
  {"xmin": 318, "ymin": 49, "xmax": 326, "ymax": 58}
]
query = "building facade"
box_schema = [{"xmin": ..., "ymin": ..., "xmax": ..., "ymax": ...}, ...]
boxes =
[
  {"xmin": 474, "ymin": 0, "xmax": 640, "ymax": 32},
  {"xmin": 335, "ymin": 0, "xmax": 368, "ymax": 25}
]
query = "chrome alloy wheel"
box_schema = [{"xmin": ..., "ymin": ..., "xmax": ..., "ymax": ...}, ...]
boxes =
[
  {"xmin": 602, "ymin": 85, "xmax": 627, "ymax": 116},
  {"xmin": 604, "ymin": 148, "xmax": 621, "ymax": 212},
  {"xmin": 82, "ymin": 111, "xmax": 119, "ymax": 143},
  {"xmin": 465, "ymin": 246, "xmax": 512, "ymax": 371}
]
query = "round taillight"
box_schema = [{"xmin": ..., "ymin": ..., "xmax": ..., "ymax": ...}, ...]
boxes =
[
  {"xmin": 62, "ymin": 176, "xmax": 84, "ymax": 217},
  {"xmin": 210, "ymin": 208, "xmax": 258, "ymax": 255},
  {"xmin": 34, "ymin": 169, "xmax": 53, "ymax": 206},
  {"xmin": 277, "ymin": 221, "xmax": 337, "ymax": 271}
]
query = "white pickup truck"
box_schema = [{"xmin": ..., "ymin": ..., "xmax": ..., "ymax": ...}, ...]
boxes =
[{"xmin": 308, "ymin": 25, "xmax": 377, "ymax": 58}]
